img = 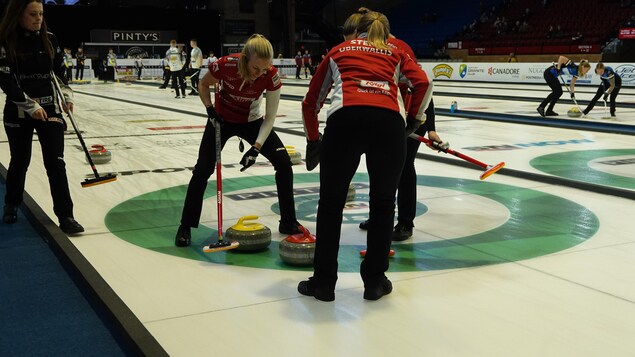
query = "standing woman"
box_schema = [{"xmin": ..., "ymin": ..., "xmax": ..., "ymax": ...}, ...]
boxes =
[
  {"xmin": 298, "ymin": 11, "xmax": 432, "ymax": 301},
  {"xmin": 537, "ymin": 55, "xmax": 590, "ymax": 117},
  {"xmin": 74, "ymin": 46, "xmax": 85, "ymax": 81},
  {"xmin": 582, "ymin": 62, "xmax": 621, "ymax": 118},
  {"xmin": 175, "ymin": 33, "xmax": 302, "ymax": 247},
  {"xmin": 0, "ymin": 0, "xmax": 83, "ymax": 234}
]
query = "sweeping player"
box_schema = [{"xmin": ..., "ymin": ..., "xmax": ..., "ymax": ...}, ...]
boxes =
[
  {"xmin": 346, "ymin": 7, "xmax": 443, "ymax": 241},
  {"xmin": 582, "ymin": 62, "xmax": 621, "ymax": 118},
  {"xmin": 537, "ymin": 56, "xmax": 590, "ymax": 117},
  {"xmin": 297, "ymin": 11, "xmax": 432, "ymax": 301},
  {"xmin": 174, "ymin": 34, "xmax": 302, "ymax": 247}
]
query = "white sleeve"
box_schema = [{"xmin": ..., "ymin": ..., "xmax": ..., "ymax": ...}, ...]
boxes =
[{"xmin": 255, "ymin": 88, "xmax": 281, "ymax": 146}]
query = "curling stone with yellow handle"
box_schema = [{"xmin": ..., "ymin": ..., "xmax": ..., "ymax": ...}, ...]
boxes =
[
  {"xmin": 225, "ymin": 215, "xmax": 272, "ymax": 252},
  {"xmin": 285, "ymin": 145, "xmax": 302, "ymax": 165}
]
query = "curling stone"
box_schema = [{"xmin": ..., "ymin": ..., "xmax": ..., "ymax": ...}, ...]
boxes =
[
  {"xmin": 346, "ymin": 184, "xmax": 356, "ymax": 202},
  {"xmin": 285, "ymin": 145, "xmax": 302, "ymax": 165},
  {"xmin": 86, "ymin": 145, "xmax": 112, "ymax": 164},
  {"xmin": 567, "ymin": 106, "xmax": 583, "ymax": 118},
  {"xmin": 225, "ymin": 215, "xmax": 272, "ymax": 252},
  {"xmin": 279, "ymin": 225, "xmax": 316, "ymax": 266}
]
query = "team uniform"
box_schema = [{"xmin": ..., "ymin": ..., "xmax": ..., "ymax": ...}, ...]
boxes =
[
  {"xmin": 63, "ymin": 51, "xmax": 73, "ymax": 82},
  {"xmin": 165, "ymin": 45, "xmax": 187, "ymax": 98},
  {"xmin": 301, "ymin": 35, "xmax": 432, "ymax": 297},
  {"xmin": 75, "ymin": 50, "xmax": 85, "ymax": 80},
  {"xmin": 105, "ymin": 51, "xmax": 117, "ymax": 82},
  {"xmin": 538, "ymin": 61, "xmax": 579, "ymax": 116},
  {"xmin": 0, "ymin": 30, "xmax": 80, "ymax": 231},
  {"xmin": 180, "ymin": 53, "xmax": 299, "ymax": 232},
  {"xmin": 302, "ymin": 52, "xmax": 311, "ymax": 78},
  {"xmin": 583, "ymin": 66, "xmax": 621, "ymax": 117},
  {"xmin": 294, "ymin": 53, "xmax": 302, "ymax": 79},
  {"xmin": 189, "ymin": 46, "xmax": 203, "ymax": 94}
]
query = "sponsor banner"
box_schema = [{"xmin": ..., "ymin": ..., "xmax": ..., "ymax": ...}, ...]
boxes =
[
  {"xmin": 619, "ymin": 28, "xmax": 635, "ymax": 40},
  {"xmin": 418, "ymin": 62, "xmax": 633, "ymax": 86}
]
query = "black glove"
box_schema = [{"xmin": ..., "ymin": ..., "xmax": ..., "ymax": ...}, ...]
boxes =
[
  {"xmin": 206, "ymin": 105, "xmax": 222, "ymax": 126},
  {"xmin": 405, "ymin": 117, "xmax": 422, "ymax": 137},
  {"xmin": 570, "ymin": 92, "xmax": 575, "ymax": 100},
  {"xmin": 603, "ymin": 92, "xmax": 609, "ymax": 101},
  {"xmin": 239, "ymin": 146, "xmax": 259, "ymax": 172},
  {"xmin": 306, "ymin": 135, "xmax": 322, "ymax": 171}
]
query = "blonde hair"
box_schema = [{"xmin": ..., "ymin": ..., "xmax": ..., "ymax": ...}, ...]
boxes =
[
  {"xmin": 356, "ymin": 11, "xmax": 390, "ymax": 50},
  {"xmin": 342, "ymin": 7, "xmax": 371, "ymax": 38},
  {"xmin": 238, "ymin": 33, "xmax": 273, "ymax": 80},
  {"xmin": 579, "ymin": 59, "xmax": 591, "ymax": 72}
]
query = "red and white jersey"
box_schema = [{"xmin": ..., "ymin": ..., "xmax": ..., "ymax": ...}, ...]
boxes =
[
  {"xmin": 302, "ymin": 37, "xmax": 432, "ymax": 141},
  {"xmin": 209, "ymin": 53, "xmax": 282, "ymax": 123},
  {"xmin": 388, "ymin": 37, "xmax": 417, "ymax": 108}
]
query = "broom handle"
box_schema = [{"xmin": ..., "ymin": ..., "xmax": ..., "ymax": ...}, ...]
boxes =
[
  {"xmin": 214, "ymin": 118, "xmax": 224, "ymax": 242},
  {"xmin": 410, "ymin": 134, "xmax": 489, "ymax": 169}
]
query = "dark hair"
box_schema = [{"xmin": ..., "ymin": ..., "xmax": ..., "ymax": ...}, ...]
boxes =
[{"xmin": 0, "ymin": 0, "xmax": 52, "ymax": 62}]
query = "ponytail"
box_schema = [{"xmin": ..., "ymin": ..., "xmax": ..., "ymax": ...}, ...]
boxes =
[{"xmin": 356, "ymin": 11, "xmax": 390, "ymax": 50}]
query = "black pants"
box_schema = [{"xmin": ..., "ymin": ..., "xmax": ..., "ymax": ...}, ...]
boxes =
[
  {"xmin": 3, "ymin": 114, "xmax": 74, "ymax": 222},
  {"xmin": 539, "ymin": 69, "xmax": 562, "ymax": 112},
  {"xmin": 312, "ymin": 106, "xmax": 406, "ymax": 289},
  {"xmin": 161, "ymin": 69, "xmax": 170, "ymax": 87},
  {"xmin": 65, "ymin": 67, "xmax": 73, "ymax": 82},
  {"xmin": 75, "ymin": 64, "xmax": 84, "ymax": 80},
  {"xmin": 189, "ymin": 68, "xmax": 200, "ymax": 91},
  {"xmin": 105, "ymin": 66, "xmax": 115, "ymax": 82},
  {"xmin": 170, "ymin": 70, "xmax": 186, "ymax": 96},
  {"xmin": 180, "ymin": 118, "xmax": 297, "ymax": 228},
  {"xmin": 295, "ymin": 65, "xmax": 301, "ymax": 79},
  {"xmin": 396, "ymin": 100, "xmax": 435, "ymax": 228},
  {"xmin": 136, "ymin": 67, "xmax": 142, "ymax": 80},
  {"xmin": 584, "ymin": 83, "xmax": 621, "ymax": 116}
]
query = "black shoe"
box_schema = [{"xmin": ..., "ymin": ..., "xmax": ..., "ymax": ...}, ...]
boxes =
[
  {"xmin": 363, "ymin": 277, "xmax": 393, "ymax": 301},
  {"xmin": 189, "ymin": 90, "xmax": 198, "ymax": 95},
  {"xmin": 359, "ymin": 219, "xmax": 370, "ymax": 230},
  {"xmin": 537, "ymin": 107, "xmax": 545, "ymax": 117},
  {"xmin": 298, "ymin": 278, "xmax": 335, "ymax": 302},
  {"xmin": 545, "ymin": 110, "xmax": 559, "ymax": 116},
  {"xmin": 3, "ymin": 204, "xmax": 17, "ymax": 224},
  {"xmin": 279, "ymin": 220, "xmax": 302, "ymax": 235},
  {"xmin": 59, "ymin": 217, "xmax": 84, "ymax": 235},
  {"xmin": 392, "ymin": 223, "xmax": 413, "ymax": 241},
  {"xmin": 175, "ymin": 225, "xmax": 191, "ymax": 247},
  {"xmin": 158, "ymin": 86, "xmax": 166, "ymax": 89},
  {"xmin": 174, "ymin": 95, "xmax": 181, "ymax": 98}
]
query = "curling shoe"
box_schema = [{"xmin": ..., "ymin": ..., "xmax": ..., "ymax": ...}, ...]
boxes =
[
  {"xmin": 3, "ymin": 204, "xmax": 18, "ymax": 224},
  {"xmin": 59, "ymin": 217, "xmax": 84, "ymax": 235},
  {"xmin": 363, "ymin": 277, "xmax": 393, "ymax": 301},
  {"xmin": 392, "ymin": 223, "xmax": 413, "ymax": 241},
  {"xmin": 536, "ymin": 106, "xmax": 545, "ymax": 117},
  {"xmin": 298, "ymin": 277, "xmax": 335, "ymax": 302},
  {"xmin": 545, "ymin": 110, "xmax": 559, "ymax": 116},
  {"xmin": 359, "ymin": 219, "xmax": 370, "ymax": 230},
  {"xmin": 175, "ymin": 225, "xmax": 191, "ymax": 247},
  {"xmin": 279, "ymin": 220, "xmax": 302, "ymax": 235}
]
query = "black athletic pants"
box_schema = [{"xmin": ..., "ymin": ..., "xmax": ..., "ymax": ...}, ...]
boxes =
[
  {"xmin": 584, "ymin": 82, "xmax": 621, "ymax": 116},
  {"xmin": 3, "ymin": 114, "xmax": 74, "ymax": 222},
  {"xmin": 180, "ymin": 118, "xmax": 297, "ymax": 228},
  {"xmin": 312, "ymin": 106, "xmax": 406, "ymax": 290},
  {"xmin": 539, "ymin": 68, "xmax": 562, "ymax": 112},
  {"xmin": 396, "ymin": 100, "xmax": 435, "ymax": 228},
  {"xmin": 190, "ymin": 68, "xmax": 200, "ymax": 91},
  {"xmin": 170, "ymin": 70, "xmax": 186, "ymax": 96},
  {"xmin": 75, "ymin": 64, "xmax": 84, "ymax": 80}
]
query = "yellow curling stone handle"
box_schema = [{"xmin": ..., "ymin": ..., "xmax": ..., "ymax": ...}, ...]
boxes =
[{"xmin": 231, "ymin": 215, "xmax": 266, "ymax": 231}]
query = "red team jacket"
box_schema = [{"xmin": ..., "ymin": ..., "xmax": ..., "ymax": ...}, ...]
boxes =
[
  {"xmin": 209, "ymin": 53, "xmax": 282, "ymax": 123},
  {"xmin": 301, "ymin": 38, "xmax": 432, "ymax": 142}
]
